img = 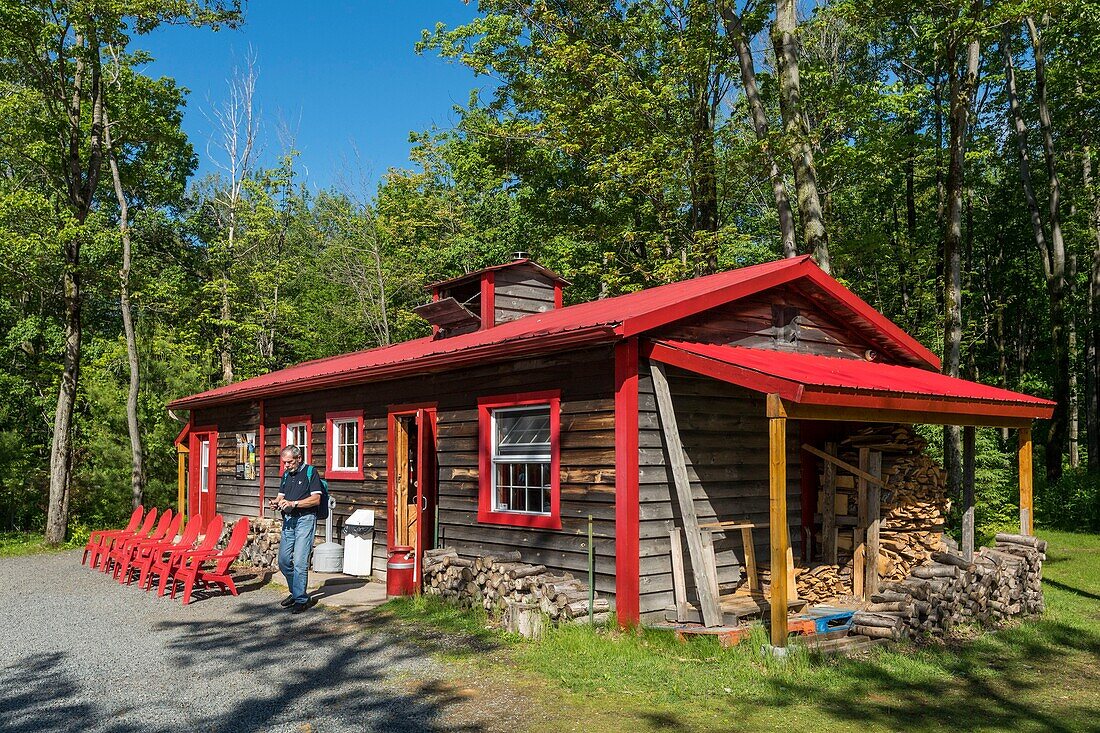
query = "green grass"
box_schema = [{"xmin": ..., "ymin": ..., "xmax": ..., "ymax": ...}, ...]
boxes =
[
  {"xmin": 0, "ymin": 531, "xmax": 81, "ymax": 557},
  {"xmin": 368, "ymin": 530, "xmax": 1100, "ymax": 732}
]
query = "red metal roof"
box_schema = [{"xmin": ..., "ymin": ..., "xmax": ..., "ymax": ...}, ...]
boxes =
[
  {"xmin": 169, "ymin": 256, "xmax": 945, "ymax": 410},
  {"xmin": 648, "ymin": 340, "xmax": 1055, "ymax": 422}
]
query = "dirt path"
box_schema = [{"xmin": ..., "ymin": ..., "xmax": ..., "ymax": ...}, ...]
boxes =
[{"xmin": 1, "ymin": 550, "xmax": 535, "ymax": 733}]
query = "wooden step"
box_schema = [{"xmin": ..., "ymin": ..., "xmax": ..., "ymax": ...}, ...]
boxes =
[{"xmin": 799, "ymin": 634, "xmax": 890, "ymax": 656}]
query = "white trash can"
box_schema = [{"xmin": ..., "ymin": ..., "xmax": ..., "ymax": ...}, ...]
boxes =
[{"xmin": 342, "ymin": 509, "xmax": 375, "ymax": 576}]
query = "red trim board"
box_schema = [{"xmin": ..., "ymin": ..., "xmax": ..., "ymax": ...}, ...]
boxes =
[{"xmin": 614, "ymin": 339, "xmax": 640, "ymax": 626}]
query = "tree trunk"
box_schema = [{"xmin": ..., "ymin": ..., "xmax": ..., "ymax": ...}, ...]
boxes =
[
  {"xmin": 686, "ymin": 3, "xmax": 720, "ymax": 274},
  {"xmin": 721, "ymin": 5, "xmax": 796, "ymax": 258},
  {"xmin": 219, "ymin": 281, "xmax": 234, "ymax": 384},
  {"xmin": 104, "ymin": 108, "xmax": 145, "ymax": 508},
  {"xmin": 46, "ymin": 241, "xmax": 81, "ymax": 545},
  {"xmin": 771, "ymin": 0, "xmax": 829, "ymax": 272},
  {"xmin": 1026, "ymin": 16, "xmax": 1069, "ymax": 483},
  {"xmin": 942, "ymin": 27, "xmax": 981, "ymax": 503},
  {"xmin": 1069, "ymin": 254, "xmax": 1079, "ymax": 468},
  {"xmin": 47, "ymin": 30, "xmax": 105, "ymax": 545},
  {"xmin": 1080, "ymin": 128, "xmax": 1100, "ymax": 473}
]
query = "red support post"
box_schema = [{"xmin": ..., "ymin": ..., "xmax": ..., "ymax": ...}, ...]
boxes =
[{"xmin": 614, "ymin": 338, "xmax": 640, "ymax": 626}]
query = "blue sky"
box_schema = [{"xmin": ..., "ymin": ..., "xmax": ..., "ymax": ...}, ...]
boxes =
[{"xmin": 139, "ymin": 2, "xmax": 489, "ymax": 192}]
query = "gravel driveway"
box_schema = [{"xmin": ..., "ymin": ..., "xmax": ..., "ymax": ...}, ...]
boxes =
[{"xmin": 1, "ymin": 551, "xmax": 528, "ymax": 733}]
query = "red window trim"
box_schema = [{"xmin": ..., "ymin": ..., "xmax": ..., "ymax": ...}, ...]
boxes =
[
  {"xmin": 279, "ymin": 414, "xmax": 312, "ymax": 465},
  {"xmin": 477, "ymin": 390, "xmax": 561, "ymax": 530},
  {"xmin": 325, "ymin": 409, "xmax": 364, "ymax": 481}
]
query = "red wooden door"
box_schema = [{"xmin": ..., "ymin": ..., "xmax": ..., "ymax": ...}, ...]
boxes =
[
  {"xmin": 189, "ymin": 429, "xmax": 218, "ymax": 527},
  {"xmin": 414, "ymin": 408, "xmax": 438, "ymax": 586}
]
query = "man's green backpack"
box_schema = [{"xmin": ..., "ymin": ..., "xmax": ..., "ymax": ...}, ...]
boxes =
[{"xmin": 305, "ymin": 465, "xmax": 330, "ymax": 520}]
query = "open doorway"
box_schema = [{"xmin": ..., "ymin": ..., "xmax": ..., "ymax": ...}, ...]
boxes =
[{"xmin": 388, "ymin": 406, "xmax": 438, "ymax": 586}]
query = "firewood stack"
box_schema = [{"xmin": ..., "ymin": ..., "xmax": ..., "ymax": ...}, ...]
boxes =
[
  {"xmin": 422, "ymin": 547, "xmax": 608, "ymax": 624},
  {"xmin": 221, "ymin": 518, "xmax": 280, "ymax": 570},
  {"xmin": 792, "ymin": 564, "xmax": 847, "ymax": 604},
  {"xmin": 820, "ymin": 425, "xmax": 948, "ymax": 586},
  {"xmin": 850, "ymin": 533, "xmax": 1046, "ymax": 641}
]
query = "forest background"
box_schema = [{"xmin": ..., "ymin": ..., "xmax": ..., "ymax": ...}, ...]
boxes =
[{"xmin": 1, "ymin": 0, "xmax": 1097, "ymax": 544}]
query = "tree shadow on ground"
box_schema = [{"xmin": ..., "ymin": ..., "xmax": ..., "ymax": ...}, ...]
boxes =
[
  {"xmin": 344, "ymin": 605, "xmax": 507, "ymax": 658},
  {"xmin": 153, "ymin": 601, "xmax": 493, "ymax": 732},
  {"xmin": 764, "ymin": 618, "xmax": 1100, "ymax": 733},
  {"xmin": 1042, "ymin": 577, "xmax": 1100, "ymax": 602},
  {"xmin": 601, "ymin": 617, "xmax": 1100, "ymax": 733},
  {"xmin": 0, "ymin": 651, "xmax": 142, "ymax": 733}
]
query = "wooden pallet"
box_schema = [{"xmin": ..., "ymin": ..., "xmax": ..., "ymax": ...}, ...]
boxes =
[{"xmin": 655, "ymin": 623, "xmax": 751, "ymax": 648}]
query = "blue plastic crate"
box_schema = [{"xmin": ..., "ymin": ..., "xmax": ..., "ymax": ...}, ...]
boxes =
[{"xmin": 807, "ymin": 606, "xmax": 855, "ymax": 634}]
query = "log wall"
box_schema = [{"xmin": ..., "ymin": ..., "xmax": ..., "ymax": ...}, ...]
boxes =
[
  {"xmin": 191, "ymin": 346, "xmax": 617, "ymax": 595},
  {"xmin": 653, "ymin": 284, "xmax": 875, "ymax": 360},
  {"xmin": 636, "ymin": 363, "xmax": 802, "ymax": 622},
  {"xmin": 204, "ymin": 402, "xmax": 261, "ymax": 522}
]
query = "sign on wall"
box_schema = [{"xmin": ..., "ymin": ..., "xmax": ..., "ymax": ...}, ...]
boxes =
[{"xmin": 236, "ymin": 432, "xmax": 257, "ymax": 480}]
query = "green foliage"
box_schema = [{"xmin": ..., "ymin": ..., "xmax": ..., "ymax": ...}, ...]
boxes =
[
  {"xmin": 1, "ymin": 0, "xmax": 1099, "ymax": 542},
  {"xmin": 1036, "ymin": 469, "xmax": 1100, "ymax": 533}
]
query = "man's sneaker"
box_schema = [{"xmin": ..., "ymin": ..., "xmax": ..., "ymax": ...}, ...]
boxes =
[
  {"xmin": 291, "ymin": 602, "xmax": 309, "ymax": 614},
  {"xmin": 280, "ymin": 595, "xmax": 296, "ymax": 608}
]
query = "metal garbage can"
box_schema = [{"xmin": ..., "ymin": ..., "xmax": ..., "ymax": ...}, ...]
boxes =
[
  {"xmin": 341, "ymin": 509, "xmax": 375, "ymax": 576},
  {"xmin": 313, "ymin": 496, "xmax": 343, "ymax": 573},
  {"xmin": 386, "ymin": 546, "xmax": 416, "ymax": 597}
]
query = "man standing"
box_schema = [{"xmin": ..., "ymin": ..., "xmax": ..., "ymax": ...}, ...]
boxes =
[{"xmin": 272, "ymin": 445, "xmax": 322, "ymax": 613}]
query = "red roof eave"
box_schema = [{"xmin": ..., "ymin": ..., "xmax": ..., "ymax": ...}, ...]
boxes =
[
  {"xmin": 168, "ymin": 325, "xmax": 617, "ymax": 411},
  {"xmin": 646, "ymin": 340, "xmax": 1054, "ymax": 425}
]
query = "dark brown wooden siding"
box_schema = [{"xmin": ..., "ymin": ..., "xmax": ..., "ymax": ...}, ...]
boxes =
[
  {"xmin": 194, "ymin": 346, "xmax": 617, "ymax": 596},
  {"xmin": 493, "ymin": 264, "xmax": 557, "ymax": 325},
  {"xmin": 636, "ymin": 362, "xmax": 802, "ymax": 622},
  {"xmin": 201, "ymin": 402, "xmax": 261, "ymax": 522},
  {"xmin": 653, "ymin": 284, "xmax": 876, "ymax": 360}
]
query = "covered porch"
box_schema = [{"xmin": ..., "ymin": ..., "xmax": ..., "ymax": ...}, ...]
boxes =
[{"xmin": 644, "ymin": 339, "xmax": 1055, "ymax": 648}]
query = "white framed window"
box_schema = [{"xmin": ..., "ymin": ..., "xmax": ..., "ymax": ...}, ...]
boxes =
[
  {"xmin": 281, "ymin": 415, "xmax": 312, "ymax": 464},
  {"xmin": 199, "ymin": 439, "xmax": 210, "ymax": 493},
  {"xmin": 491, "ymin": 405, "xmax": 552, "ymax": 515},
  {"xmin": 325, "ymin": 410, "xmax": 364, "ymax": 480},
  {"xmin": 333, "ymin": 420, "xmax": 358, "ymax": 469}
]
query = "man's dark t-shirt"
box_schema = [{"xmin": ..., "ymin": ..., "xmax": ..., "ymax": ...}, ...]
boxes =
[{"xmin": 281, "ymin": 464, "xmax": 323, "ymax": 507}]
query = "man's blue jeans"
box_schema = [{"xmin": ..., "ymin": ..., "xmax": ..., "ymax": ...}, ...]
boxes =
[{"xmin": 278, "ymin": 512, "xmax": 317, "ymax": 605}]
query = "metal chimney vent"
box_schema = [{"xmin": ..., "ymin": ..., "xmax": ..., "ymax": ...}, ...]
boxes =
[{"xmin": 513, "ymin": 251, "xmax": 529, "ymax": 261}]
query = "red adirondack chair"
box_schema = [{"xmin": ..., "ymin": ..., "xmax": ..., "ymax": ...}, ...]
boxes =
[
  {"xmin": 88, "ymin": 508, "xmax": 158, "ymax": 570},
  {"xmin": 128, "ymin": 517, "xmax": 204, "ymax": 588},
  {"xmin": 82, "ymin": 505, "xmax": 143, "ymax": 566},
  {"xmin": 112, "ymin": 510, "xmax": 182, "ymax": 582},
  {"xmin": 172, "ymin": 517, "xmax": 250, "ymax": 605},
  {"xmin": 150, "ymin": 515, "xmax": 224, "ymax": 597},
  {"xmin": 103, "ymin": 509, "xmax": 175, "ymax": 575}
]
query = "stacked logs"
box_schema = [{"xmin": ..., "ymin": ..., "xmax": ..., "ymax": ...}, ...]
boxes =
[
  {"xmin": 423, "ymin": 547, "xmax": 608, "ymax": 624},
  {"xmin": 793, "ymin": 564, "xmax": 847, "ymax": 604},
  {"xmin": 823, "ymin": 425, "xmax": 948, "ymax": 586},
  {"xmin": 220, "ymin": 518, "xmax": 280, "ymax": 569},
  {"xmin": 850, "ymin": 533, "xmax": 1046, "ymax": 641}
]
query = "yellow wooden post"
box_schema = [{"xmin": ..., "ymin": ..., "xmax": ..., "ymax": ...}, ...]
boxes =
[
  {"xmin": 177, "ymin": 444, "xmax": 189, "ymax": 521},
  {"xmin": 767, "ymin": 395, "xmax": 789, "ymax": 647},
  {"xmin": 1018, "ymin": 426, "xmax": 1033, "ymax": 535}
]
